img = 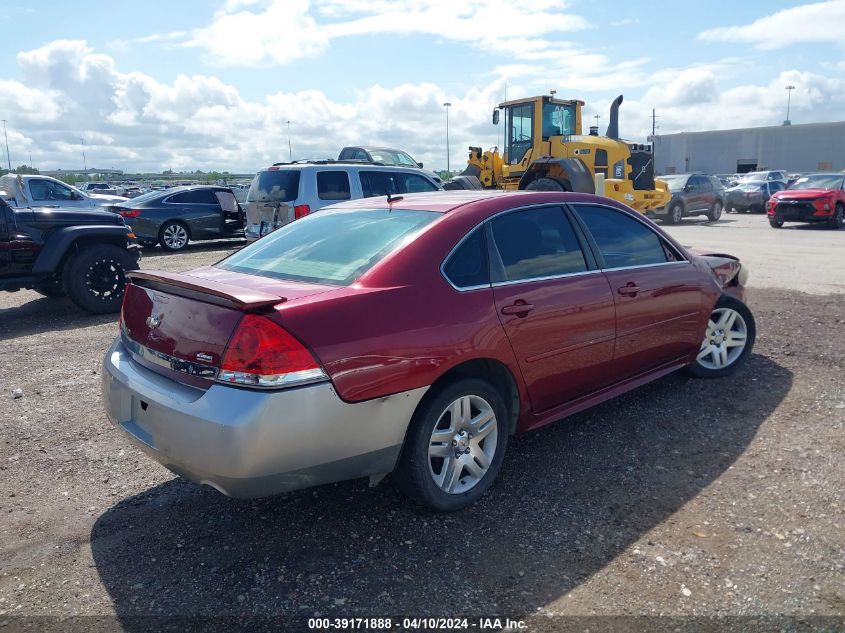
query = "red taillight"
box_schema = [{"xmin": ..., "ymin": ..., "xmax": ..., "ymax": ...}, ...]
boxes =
[
  {"xmin": 118, "ymin": 282, "xmax": 133, "ymax": 328},
  {"xmin": 219, "ymin": 314, "xmax": 325, "ymax": 388},
  {"xmin": 294, "ymin": 204, "xmax": 310, "ymax": 219},
  {"xmin": 120, "ymin": 209, "xmax": 141, "ymax": 218}
]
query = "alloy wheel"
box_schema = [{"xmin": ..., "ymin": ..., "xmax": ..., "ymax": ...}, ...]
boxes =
[
  {"xmin": 85, "ymin": 257, "xmax": 124, "ymax": 302},
  {"xmin": 428, "ymin": 394, "xmax": 498, "ymax": 494},
  {"xmin": 696, "ymin": 307, "xmax": 748, "ymax": 370},
  {"xmin": 163, "ymin": 224, "xmax": 188, "ymax": 250}
]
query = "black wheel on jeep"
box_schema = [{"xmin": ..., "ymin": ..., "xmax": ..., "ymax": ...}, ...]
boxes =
[
  {"xmin": 33, "ymin": 275, "xmax": 66, "ymax": 298},
  {"xmin": 63, "ymin": 244, "xmax": 137, "ymax": 314}
]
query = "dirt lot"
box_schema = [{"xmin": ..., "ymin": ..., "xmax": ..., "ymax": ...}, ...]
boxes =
[{"xmin": 1, "ymin": 215, "xmax": 844, "ymax": 632}]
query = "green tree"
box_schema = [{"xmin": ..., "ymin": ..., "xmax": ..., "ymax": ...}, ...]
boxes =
[{"xmin": 14, "ymin": 164, "xmax": 39, "ymax": 175}]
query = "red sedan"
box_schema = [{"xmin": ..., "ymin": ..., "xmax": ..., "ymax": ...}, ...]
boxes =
[
  {"xmin": 767, "ymin": 173, "xmax": 845, "ymax": 229},
  {"xmin": 102, "ymin": 191, "xmax": 755, "ymax": 511}
]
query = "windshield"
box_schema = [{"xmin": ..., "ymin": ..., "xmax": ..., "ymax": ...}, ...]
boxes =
[
  {"xmin": 661, "ymin": 176, "xmax": 687, "ymax": 193},
  {"xmin": 128, "ymin": 189, "xmax": 170, "ymax": 204},
  {"xmin": 788, "ymin": 174, "xmax": 844, "ymax": 190},
  {"xmin": 739, "ymin": 172, "xmax": 766, "ymax": 181},
  {"xmin": 247, "ymin": 170, "xmax": 301, "ymax": 203},
  {"xmin": 737, "ymin": 181, "xmax": 765, "ymax": 191},
  {"xmin": 368, "ymin": 149, "xmax": 418, "ymax": 167},
  {"xmin": 217, "ymin": 209, "xmax": 438, "ymax": 285}
]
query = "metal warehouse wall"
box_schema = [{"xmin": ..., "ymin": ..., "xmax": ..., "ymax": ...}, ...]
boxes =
[{"xmin": 653, "ymin": 121, "xmax": 845, "ymax": 175}]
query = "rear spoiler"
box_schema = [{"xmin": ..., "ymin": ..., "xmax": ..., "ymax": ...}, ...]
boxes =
[{"xmin": 127, "ymin": 270, "xmax": 285, "ymax": 309}]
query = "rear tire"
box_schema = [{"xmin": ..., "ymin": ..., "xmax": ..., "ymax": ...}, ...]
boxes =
[
  {"xmin": 159, "ymin": 221, "xmax": 190, "ymax": 252},
  {"xmin": 769, "ymin": 218, "xmax": 784, "ymax": 228},
  {"xmin": 686, "ymin": 296, "xmax": 755, "ymax": 379},
  {"xmin": 707, "ymin": 200, "xmax": 723, "ymax": 222},
  {"xmin": 394, "ymin": 378, "xmax": 508, "ymax": 512},
  {"xmin": 524, "ymin": 177, "xmax": 567, "ymax": 192},
  {"xmin": 828, "ymin": 203, "xmax": 844, "ymax": 229},
  {"xmin": 62, "ymin": 244, "xmax": 137, "ymax": 314},
  {"xmin": 33, "ymin": 275, "xmax": 66, "ymax": 298}
]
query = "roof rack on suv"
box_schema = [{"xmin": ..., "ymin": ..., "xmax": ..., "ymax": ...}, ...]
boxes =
[{"xmin": 270, "ymin": 159, "xmax": 387, "ymax": 167}]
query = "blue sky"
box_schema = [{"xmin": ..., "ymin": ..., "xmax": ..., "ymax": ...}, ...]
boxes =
[{"xmin": 1, "ymin": 0, "xmax": 843, "ymax": 172}]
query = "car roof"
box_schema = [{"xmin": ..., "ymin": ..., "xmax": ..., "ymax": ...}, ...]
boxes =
[
  {"xmin": 324, "ymin": 190, "xmax": 631, "ymax": 214},
  {"xmin": 259, "ymin": 162, "xmax": 431, "ymax": 174}
]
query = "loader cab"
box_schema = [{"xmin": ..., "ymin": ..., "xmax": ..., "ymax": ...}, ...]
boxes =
[{"xmin": 497, "ymin": 96, "xmax": 583, "ymax": 166}]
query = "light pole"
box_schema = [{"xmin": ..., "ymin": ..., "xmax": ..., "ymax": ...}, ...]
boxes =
[
  {"xmin": 286, "ymin": 121, "xmax": 292, "ymax": 162},
  {"xmin": 2, "ymin": 120, "xmax": 11, "ymax": 171},
  {"xmin": 784, "ymin": 85, "xmax": 796, "ymax": 125},
  {"xmin": 442, "ymin": 102, "xmax": 452, "ymax": 173},
  {"xmin": 80, "ymin": 137, "xmax": 87, "ymax": 171}
]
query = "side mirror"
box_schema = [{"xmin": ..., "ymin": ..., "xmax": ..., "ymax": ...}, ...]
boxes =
[
  {"xmin": 72, "ymin": 192, "xmax": 83, "ymax": 201},
  {"xmin": 492, "ymin": 109, "xmax": 500, "ymax": 125},
  {"xmin": 417, "ymin": 162, "xmax": 424, "ymax": 168},
  {"xmin": 683, "ymin": 184, "xmax": 691, "ymax": 193}
]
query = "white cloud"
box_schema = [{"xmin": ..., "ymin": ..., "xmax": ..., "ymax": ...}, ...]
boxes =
[
  {"xmin": 177, "ymin": 0, "xmax": 588, "ymax": 66},
  {"xmin": 698, "ymin": 1, "xmax": 845, "ymax": 50}
]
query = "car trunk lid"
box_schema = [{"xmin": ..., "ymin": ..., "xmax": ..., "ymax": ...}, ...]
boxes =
[{"xmin": 121, "ymin": 268, "xmax": 334, "ymax": 387}]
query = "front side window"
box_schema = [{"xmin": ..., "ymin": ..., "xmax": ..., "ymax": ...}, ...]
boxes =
[
  {"xmin": 360, "ymin": 171, "xmax": 399, "ymax": 197},
  {"xmin": 573, "ymin": 204, "xmax": 668, "ymax": 269},
  {"xmin": 29, "ymin": 179, "xmax": 75, "ymax": 201},
  {"xmin": 399, "ymin": 173, "xmax": 438, "ymax": 193},
  {"xmin": 490, "ymin": 206, "xmax": 587, "ymax": 283},
  {"xmin": 506, "ymin": 103, "xmax": 534, "ymax": 165},
  {"xmin": 218, "ymin": 209, "xmax": 437, "ymax": 286},
  {"xmin": 443, "ymin": 227, "xmax": 489, "ymax": 289},
  {"xmin": 316, "ymin": 171, "xmax": 351, "ymax": 200}
]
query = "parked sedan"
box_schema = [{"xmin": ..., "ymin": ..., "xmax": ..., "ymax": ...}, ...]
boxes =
[
  {"xmin": 725, "ymin": 180, "xmax": 786, "ymax": 213},
  {"xmin": 767, "ymin": 173, "xmax": 845, "ymax": 229},
  {"xmin": 110, "ymin": 185, "xmax": 244, "ymax": 251},
  {"xmin": 102, "ymin": 191, "xmax": 755, "ymax": 511}
]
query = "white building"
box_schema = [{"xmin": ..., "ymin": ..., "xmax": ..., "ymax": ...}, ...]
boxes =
[{"xmin": 652, "ymin": 121, "xmax": 845, "ymax": 175}]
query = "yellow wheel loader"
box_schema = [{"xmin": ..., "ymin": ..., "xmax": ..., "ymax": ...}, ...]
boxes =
[{"xmin": 448, "ymin": 94, "xmax": 670, "ymax": 212}]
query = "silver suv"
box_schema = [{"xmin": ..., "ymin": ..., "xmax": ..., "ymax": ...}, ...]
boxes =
[{"xmin": 244, "ymin": 160, "xmax": 443, "ymax": 241}]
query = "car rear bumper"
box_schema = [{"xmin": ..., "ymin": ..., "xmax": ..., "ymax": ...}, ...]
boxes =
[{"xmin": 102, "ymin": 338, "xmax": 428, "ymax": 498}]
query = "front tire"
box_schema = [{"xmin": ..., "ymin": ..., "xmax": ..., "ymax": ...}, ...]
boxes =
[
  {"xmin": 686, "ymin": 296, "xmax": 756, "ymax": 378},
  {"xmin": 62, "ymin": 244, "xmax": 137, "ymax": 314},
  {"xmin": 524, "ymin": 177, "xmax": 567, "ymax": 192},
  {"xmin": 159, "ymin": 221, "xmax": 190, "ymax": 252},
  {"xmin": 666, "ymin": 202, "xmax": 684, "ymax": 224},
  {"xmin": 828, "ymin": 203, "xmax": 844, "ymax": 229},
  {"xmin": 395, "ymin": 378, "xmax": 508, "ymax": 511},
  {"xmin": 769, "ymin": 218, "xmax": 784, "ymax": 228}
]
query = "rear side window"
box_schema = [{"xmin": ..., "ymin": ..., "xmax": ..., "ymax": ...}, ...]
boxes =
[
  {"xmin": 168, "ymin": 189, "xmax": 219, "ymax": 204},
  {"xmin": 218, "ymin": 209, "xmax": 437, "ymax": 286},
  {"xmin": 360, "ymin": 171, "xmax": 400, "ymax": 197},
  {"xmin": 247, "ymin": 170, "xmax": 301, "ymax": 203},
  {"xmin": 573, "ymin": 204, "xmax": 668, "ymax": 269},
  {"xmin": 316, "ymin": 171, "xmax": 351, "ymax": 200},
  {"xmin": 443, "ymin": 228, "xmax": 489, "ymax": 289},
  {"xmin": 490, "ymin": 207, "xmax": 587, "ymax": 282}
]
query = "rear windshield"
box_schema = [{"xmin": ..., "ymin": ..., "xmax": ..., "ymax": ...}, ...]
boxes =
[
  {"xmin": 217, "ymin": 209, "xmax": 438, "ymax": 285},
  {"xmin": 247, "ymin": 170, "xmax": 301, "ymax": 203}
]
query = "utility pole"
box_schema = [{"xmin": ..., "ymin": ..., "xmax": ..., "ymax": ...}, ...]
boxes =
[
  {"xmin": 81, "ymin": 137, "xmax": 87, "ymax": 171},
  {"xmin": 443, "ymin": 102, "xmax": 452, "ymax": 173},
  {"xmin": 652, "ymin": 108, "xmax": 657, "ymax": 173},
  {"xmin": 2, "ymin": 120, "xmax": 11, "ymax": 171},
  {"xmin": 29, "ymin": 151, "xmax": 33, "ymax": 170},
  {"xmin": 594, "ymin": 114, "xmax": 601, "ymax": 127},
  {"xmin": 286, "ymin": 121, "xmax": 292, "ymax": 161},
  {"xmin": 784, "ymin": 85, "xmax": 795, "ymax": 125}
]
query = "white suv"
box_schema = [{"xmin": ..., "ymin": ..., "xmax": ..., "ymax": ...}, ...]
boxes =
[{"xmin": 243, "ymin": 161, "xmax": 443, "ymax": 241}]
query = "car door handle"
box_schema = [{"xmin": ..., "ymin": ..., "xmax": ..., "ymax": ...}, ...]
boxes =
[
  {"xmin": 501, "ymin": 302, "xmax": 534, "ymax": 316},
  {"xmin": 617, "ymin": 283, "xmax": 641, "ymax": 296}
]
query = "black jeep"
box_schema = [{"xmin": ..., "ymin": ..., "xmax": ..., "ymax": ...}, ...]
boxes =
[{"xmin": 0, "ymin": 196, "xmax": 140, "ymax": 314}]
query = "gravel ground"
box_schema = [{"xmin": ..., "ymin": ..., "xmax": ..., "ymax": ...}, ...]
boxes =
[{"xmin": 1, "ymin": 225, "xmax": 844, "ymax": 632}]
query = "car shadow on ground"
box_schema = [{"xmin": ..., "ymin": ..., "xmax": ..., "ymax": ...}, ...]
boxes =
[
  {"xmin": 0, "ymin": 295, "xmax": 116, "ymax": 341},
  {"xmin": 91, "ymin": 354, "xmax": 791, "ymax": 629},
  {"xmin": 139, "ymin": 238, "xmax": 246, "ymax": 258}
]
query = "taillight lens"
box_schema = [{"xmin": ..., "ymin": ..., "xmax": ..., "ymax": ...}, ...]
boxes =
[
  {"xmin": 218, "ymin": 314, "xmax": 326, "ymax": 388},
  {"xmin": 120, "ymin": 209, "xmax": 141, "ymax": 218},
  {"xmin": 294, "ymin": 204, "xmax": 310, "ymax": 219}
]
